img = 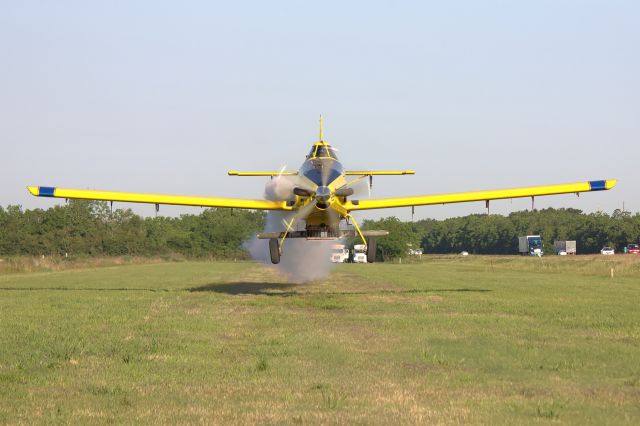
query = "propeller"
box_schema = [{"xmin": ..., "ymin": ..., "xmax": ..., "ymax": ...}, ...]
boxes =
[
  {"xmin": 290, "ymin": 175, "xmax": 317, "ymax": 195},
  {"xmin": 328, "ymin": 175, "xmax": 372, "ymax": 236},
  {"xmin": 335, "ymin": 175, "xmax": 371, "ymax": 199},
  {"xmin": 293, "ymin": 187, "xmax": 312, "ymax": 197},
  {"xmin": 268, "ymin": 163, "xmax": 368, "ymax": 235},
  {"xmin": 281, "ymin": 198, "xmax": 318, "ymax": 234},
  {"xmin": 265, "ymin": 165, "xmax": 317, "ymax": 202},
  {"xmin": 334, "ymin": 187, "xmax": 354, "ymax": 197}
]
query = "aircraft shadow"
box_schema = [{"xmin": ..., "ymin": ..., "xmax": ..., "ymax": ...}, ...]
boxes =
[
  {"xmin": 0, "ymin": 287, "xmax": 170, "ymax": 292},
  {"xmin": 0, "ymin": 284, "xmax": 490, "ymax": 296},
  {"xmin": 189, "ymin": 282, "xmax": 298, "ymax": 296},
  {"xmin": 189, "ymin": 282, "xmax": 490, "ymax": 297}
]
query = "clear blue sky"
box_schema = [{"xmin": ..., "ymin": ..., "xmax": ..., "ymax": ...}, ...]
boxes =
[{"xmin": 1, "ymin": 1, "xmax": 638, "ymax": 220}]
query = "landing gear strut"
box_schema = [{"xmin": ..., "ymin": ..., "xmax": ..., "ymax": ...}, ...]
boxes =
[{"xmin": 269, "ymin": 239, "xmax": 280, "ymax": 264}]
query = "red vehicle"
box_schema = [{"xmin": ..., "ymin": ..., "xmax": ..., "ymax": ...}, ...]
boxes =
[{"xmin": 628, "ymin": 244, "xmax": 640, "ymax": 254}]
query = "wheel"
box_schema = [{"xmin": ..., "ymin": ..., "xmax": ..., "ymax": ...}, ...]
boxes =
[
  {"xmin": 366, "ymin": 239, "xmax": 377, "ymax": 263},
  {"xmin": 269, "ymin": 239, "xmax": 280, "ymax": 264}
]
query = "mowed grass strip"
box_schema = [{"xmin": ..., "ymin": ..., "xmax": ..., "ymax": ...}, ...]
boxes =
[{"xmin": 0, "ymin": 257, "xmax": 639, "ymax": 424}]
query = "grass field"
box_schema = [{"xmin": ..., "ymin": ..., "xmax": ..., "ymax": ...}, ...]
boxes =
[{"xmin": 1, "ymin": 256, "xmax": 639, "ymax": 424}]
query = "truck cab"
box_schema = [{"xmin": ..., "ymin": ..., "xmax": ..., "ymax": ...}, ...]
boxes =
[
  {"xmin": 519, "ymin": 235, "xmax": 544, "ymax": 256},
  {"xmin": 353, "ymin": 244, "xmax": 368, "ymax": 263},
  {"xmin": 330, "ymin": 244, "xmax": 349, "ymax": 263}
]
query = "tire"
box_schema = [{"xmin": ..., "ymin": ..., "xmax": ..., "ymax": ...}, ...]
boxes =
[
  {"xmin": 366, "ymin": 239, "xmax": 377, "ymax": 263},
  {"xmin": 269, "ymin": 239, "xmax": 280, "ymax": 264}
]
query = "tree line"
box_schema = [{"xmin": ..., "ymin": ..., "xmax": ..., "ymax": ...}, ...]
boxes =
[
  {"xmin": 0, "ymin": 201, "xmax": 264, "ymax": 259},
  {"xmin": 363, "ymin": 208, "xmax": 640, "ymax": 260},
  {"xmin": 1, "ymin": 201, "xmax": 638, "ymax": 260}
]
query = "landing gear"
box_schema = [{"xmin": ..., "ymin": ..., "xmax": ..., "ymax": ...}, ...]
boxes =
[
  {"xmin": 366, "ymin": 238, "xmax": 377, "ymax": 263},
  {"xmin": 269, "ymin": 238, "xmax": 280, "ymax": 264}
]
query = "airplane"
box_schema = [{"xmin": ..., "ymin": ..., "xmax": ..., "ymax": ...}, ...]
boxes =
[{"xmin": 28, "ymin": 116, "xmax": 617, "ymax": 264}]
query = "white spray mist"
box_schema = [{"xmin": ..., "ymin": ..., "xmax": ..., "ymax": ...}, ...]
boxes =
[{"xmin": 245, "ymin": 176, "xmax": 339, "ymax": 283}]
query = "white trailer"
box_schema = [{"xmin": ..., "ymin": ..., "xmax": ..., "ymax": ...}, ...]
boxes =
[{"xmin": 554, "ymin": 240, "xmax": 576, "ymax": 255}]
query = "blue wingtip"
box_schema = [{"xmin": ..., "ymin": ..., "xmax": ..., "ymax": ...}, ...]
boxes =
[{"xmin": 38, "ymin": 186, "xmax": 56, "ymax": 197}]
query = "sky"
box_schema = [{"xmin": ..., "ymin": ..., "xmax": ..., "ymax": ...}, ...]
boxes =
[{"xmin": 1, "ymin": 1, "xmax": 638, "ymax": 221}]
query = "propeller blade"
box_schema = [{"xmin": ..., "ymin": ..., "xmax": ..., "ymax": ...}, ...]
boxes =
[
  {"xmin": 334, "ymin": 187, "xmax": 354, "ymax": 197},
  {"xmin": 282, "ymin": 199, "xmax": 318, "ymax": 231},
  {"xmin": 326, "ymin": 205, "xmax": 342, "ymax": 231},
  {"xmin": 288, "ymin": 174, "xmax": 318, "ymax": 194},
  {"xmin": 264, "ymin": 172, "xmax": 317, "ymax": 202},
  {"xmin": 293, "ymin": 187, "xmax": 312, "ymax": 197},
  {"xmin": 321, "ymin": 161, "xmax": 333, "ymax": 187},
  {"xmin": 336, "ymin": 175, "xmax": 370, "ymax": 198}
]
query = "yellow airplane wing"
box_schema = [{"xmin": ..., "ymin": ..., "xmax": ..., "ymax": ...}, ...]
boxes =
[
  {"xmin": 345, "ymin": 170, "xmax": 415, "ymax": 175},
  {"xmin": 27, "ymin": 186, "xmax": 292, "ymax": 211},
  {"xmin": 343, "ymin": 179, "xmax": 617, "ymax": 211},
  {"xmin": 228, "ymin": 171, "xmax": 298, "ymax": 177}
]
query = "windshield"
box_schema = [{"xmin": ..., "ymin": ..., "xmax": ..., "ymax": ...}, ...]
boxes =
[
  {"xmin": 307, "ymin": 146, "xmax": 316, "ymax": 159},
  {"xmin": 307, "ymin": 145, "xmax": 338, "ymax": 160},
  {"xmin": 300, "ymin": 158, "xmax": 344, "ymax": 186},
  {"xmin": 528, "ymin": 237, "xmax": 542, "ymax": 248}
]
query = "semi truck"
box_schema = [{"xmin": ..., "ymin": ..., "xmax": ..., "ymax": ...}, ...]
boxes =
[
  {"xmin": 518, "ymin": 235, "xmax": 544, "ymax": 256},
  {"xmin": 554, "ymin": 240, "xmax": 576, "ymax": 255},
  {"xmin": 330, "ymin": 244, "xmax": 350, "ymax": 263},
  {"xmin": 353, "ymin": 244, "xmax": 368, "ymax": 263}
]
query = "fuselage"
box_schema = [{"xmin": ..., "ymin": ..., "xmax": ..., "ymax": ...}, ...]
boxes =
[
  {"xmin": 295, "ymin": 142, "xmax": 350, "ymax": 235},
  {"xmin": 299, "ymin": 142, "xmax": 344, "ymax": 186}
]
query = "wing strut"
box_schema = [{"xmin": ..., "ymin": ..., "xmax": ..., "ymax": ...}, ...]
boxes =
[{"xmin": 346, "ymin": 213, "xmax": 367, "ymax": 247}]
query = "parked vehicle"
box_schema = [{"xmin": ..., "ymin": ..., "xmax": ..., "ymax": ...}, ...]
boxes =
[
  {"xmin": 554, "ymin": 240, "xmax": 576, "ymax": 255},
  {"xmin": 330, "ymin": 244, "xmax": 350, "ymax": 263},
  {"xmin": 353, "ymin": 244, "xmax": 368, "ymax": 263},
  {"xmin": 601, "ymin": 247, "xmax": 615, "ymax": 255},
  {"xmin": 519, "ymin": 235, "xmax": 543, "ymax": 256},
  {"xmin": 627, "ymin": 244, "xmax": 640, "ymax": 254}
]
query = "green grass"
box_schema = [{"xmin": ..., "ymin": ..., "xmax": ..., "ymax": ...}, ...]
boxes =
[{"xmin": 0, "ymin": 256, "xmax": 639, "ymax": 424}]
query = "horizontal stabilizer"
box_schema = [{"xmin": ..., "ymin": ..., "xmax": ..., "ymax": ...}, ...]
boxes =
[
  {"xmin": 345, "ymin": 170, "xmax": 415, "ymax": 176},
  {"xmin": 228, "ymin": 171, "xmax": 298, "ymax": 177},
  {"xmin": 257, "ymin": 230, "xmax": 389, "ymax": 239}
]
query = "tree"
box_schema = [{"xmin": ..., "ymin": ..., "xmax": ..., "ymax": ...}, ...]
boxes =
[
  {"xmin": 0, "ymin": 204, "xmax": 638, "ymax": 259},
  {"xmin": 363, "ymin": 217, "xmax": 419, "ymax": 260}
]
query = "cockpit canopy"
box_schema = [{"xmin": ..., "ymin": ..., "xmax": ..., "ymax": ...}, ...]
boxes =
[{"xmin": 307, "ymin": 144, "xmax": 338, "ymax": 160}]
